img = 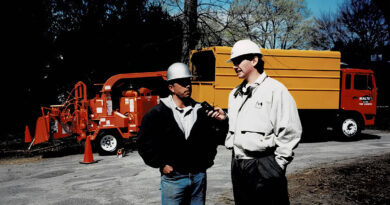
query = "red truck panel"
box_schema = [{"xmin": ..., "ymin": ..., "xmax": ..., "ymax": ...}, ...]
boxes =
[{"xmin": 340, "ymin": 69, "xmax": 377, "ymax": 125}]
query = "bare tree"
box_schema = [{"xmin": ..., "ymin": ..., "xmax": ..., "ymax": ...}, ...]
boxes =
[
  {"xmin": 310, "ymin": 12, "xmax": 344, "ymax": 50},
  {"xmin": 311, "ymin": 0, "xmax": 388, "ymax": 64},
  {"xmin": 339, "ymin": 0, "xmax": 388, "ymax": 52},
  {"xmin": 155, "ymin": 0, "xmax": 313, "ymax": 60},
  {"xmin": 225, "ymin": 0, "xmax": 312, "ymax": 49},
  {"xmin": 181, "ymin": 0, "xmax": 198, "ymax": 62},
  {"xmin": 153, "ymin": 0, "xmax": 199, "ymax": 62},
  {"xmin": 154, "ymin": 0, "xmax": 233, "ymax": 61},
  {"xmin": 196, "ymin": 0, "xmax": 234, "ymax": 47}
]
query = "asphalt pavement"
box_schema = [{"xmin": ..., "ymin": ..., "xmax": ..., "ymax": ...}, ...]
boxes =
[{"xmin": 0, "ymin": 129, "xmax": 389, "ymax": 205}]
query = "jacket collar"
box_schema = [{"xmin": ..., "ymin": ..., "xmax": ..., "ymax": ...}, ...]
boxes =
[{"xmin": 234, "ymin": 72, "xmax": 268, "ymax": 98}]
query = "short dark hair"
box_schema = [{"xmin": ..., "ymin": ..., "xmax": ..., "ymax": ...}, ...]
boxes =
[{"xmin": 254, "ymin": 55, "xmax": 264, "ymax": 73}]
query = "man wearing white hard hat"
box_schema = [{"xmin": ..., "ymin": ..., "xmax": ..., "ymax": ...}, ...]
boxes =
[
  {"xmin": 137, "ymin": 62, "xmax": 227, "ymax": 205},
  {"xmin": 225, "ymin": 39, "xmax": 302, "ymax": 204}
]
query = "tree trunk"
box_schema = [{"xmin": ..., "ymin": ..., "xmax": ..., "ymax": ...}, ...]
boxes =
[{"xmin": 181, "ymin": 0, "xmax": 198, "ymax": 63}]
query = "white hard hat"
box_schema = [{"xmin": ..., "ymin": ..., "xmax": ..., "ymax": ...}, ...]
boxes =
[
  {"xmin": 227, "ymin": 39, "xmax": 262, "ymax": 63},
  {"xmin": 166, "ymin": 62, "xmax": 193, "ymax": 81}
]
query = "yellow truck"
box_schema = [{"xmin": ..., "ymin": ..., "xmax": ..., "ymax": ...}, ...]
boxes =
[{"xmin": 190, "ymin": 46, "xmax": 377, "ymax": 139}]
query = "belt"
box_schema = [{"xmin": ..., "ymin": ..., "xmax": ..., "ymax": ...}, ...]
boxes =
[
  {"xmin": 233, "ymin": 148, "xmax": 275, "ymax": 160},
  {"xmin": 174, "ymin": 168, "xmax": 205, "ymax": 174},
  {"xmin": 160, "ymin": 166, "xmax": 205, "ymax": 175}
]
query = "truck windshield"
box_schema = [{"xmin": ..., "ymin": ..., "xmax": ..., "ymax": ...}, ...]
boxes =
[{"xmin": 354, "ymin": 74, "xmax": 372, "ymax": 90}]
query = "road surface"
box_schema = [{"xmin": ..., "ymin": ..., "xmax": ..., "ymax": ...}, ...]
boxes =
[{"xmin": 0, "ymin": 129, "xmax": 389, "ymax": 204}]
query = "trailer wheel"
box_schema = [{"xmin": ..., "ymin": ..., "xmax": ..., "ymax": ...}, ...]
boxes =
[
  {"xmin": 338, "ymin": 116, "xmax": 361, "ymax": 139},
  {"xmin": 96, "ymin": 133, "xmax": 122, "ymax": 155}
]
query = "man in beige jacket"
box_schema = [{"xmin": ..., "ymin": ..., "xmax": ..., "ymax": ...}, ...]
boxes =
[{"xmin": 225, "ymin": 39, "xmax": 302, "ymax": 205}]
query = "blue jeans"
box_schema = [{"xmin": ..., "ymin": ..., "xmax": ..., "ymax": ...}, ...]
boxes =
[{"xmin": 161, "ymin": 171, "xmax": 207, "ymax": 205}]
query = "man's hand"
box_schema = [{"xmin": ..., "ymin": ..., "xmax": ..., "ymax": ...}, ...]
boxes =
[
  {"xmin": 207, "ymin": 107, "xmax": 227, "ymax": 121},
  {"xmin": 162, "ymin": 165, "xmax": 174, "ymax": 174}
]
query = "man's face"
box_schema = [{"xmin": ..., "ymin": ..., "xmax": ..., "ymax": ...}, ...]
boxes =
[
  {"xmin": 232, "ymin": 56, "xmax": 257, "ymax": 79},
  {"xmin": 168, "ymin": 78, "xmax": 192, "ymax": 98}
]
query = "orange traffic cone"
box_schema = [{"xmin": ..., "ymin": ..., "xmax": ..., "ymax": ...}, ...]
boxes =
[
  {"xmin": 80, "ymin": 136, "xmax": 96, "ymax": 164},
  {"xmin": 25, "ymin": 125, "xmax": 32, "ymax": 143}
]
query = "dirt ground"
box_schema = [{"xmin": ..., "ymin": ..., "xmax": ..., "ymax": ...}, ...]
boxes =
[
  {"xmin": 1, "ymin": 152, "xmax": 389, "ymax": 205},
  {"xmin": 288, "ymin": 153, "xmax": 390, "ymax": 205}
]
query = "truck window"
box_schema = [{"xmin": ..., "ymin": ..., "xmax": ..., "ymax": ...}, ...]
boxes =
[
  {"xmin": 368, "ymin": 75, "xmax": 373, "ymax": 90},
  {"xmin": 191, "ymin": 51, "xmax": 215, "ymax": 81},
  {"xmin": 345, "ymin": 74, "xmax": 351, "ymax": 89},
  {"xmin": 354, "ymin": 75, "xmax": 368, "ymax": 90}
]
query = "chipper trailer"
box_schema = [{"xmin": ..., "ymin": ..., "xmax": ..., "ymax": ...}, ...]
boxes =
[{"xmin": 25, "ymin": 71, "xmax": 167, "ymax": 155}]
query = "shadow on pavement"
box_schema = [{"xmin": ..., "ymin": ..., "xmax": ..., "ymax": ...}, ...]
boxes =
[{"xmin": 300, "ymin": 129, "xmax": 381, "ymax": 143}]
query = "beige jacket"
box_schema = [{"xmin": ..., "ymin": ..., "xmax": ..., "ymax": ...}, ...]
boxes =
[{"xmin": 225, "ymin": 72, "xmax": 302, "ymax": 169}]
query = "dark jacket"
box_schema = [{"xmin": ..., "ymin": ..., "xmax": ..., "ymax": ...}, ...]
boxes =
[{"xmin": 137, "ymin": 101, "xmax": 228, "ymax": 173}]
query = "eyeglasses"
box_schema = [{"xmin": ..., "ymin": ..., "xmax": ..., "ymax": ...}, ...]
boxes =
[
  {"xmin": 231, "ymin": 55, "xmax": 252, "ymax": 65},
  {"xmin": 172, "ymin": 78, "xmax": 192, "ymax": 87}
]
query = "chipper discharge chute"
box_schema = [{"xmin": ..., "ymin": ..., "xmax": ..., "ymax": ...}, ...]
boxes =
[
  {"xmin": 25, "ymin": 81, "xmax": 87, "ymax": 146},
  {"xmin": 32, "ymin": 115, "xmax": 50, "ymax": 144}
]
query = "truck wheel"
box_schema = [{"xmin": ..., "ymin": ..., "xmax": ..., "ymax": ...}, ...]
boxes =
[
  {"xmin": 339, "ymin": 117, "xmax": 361, "ymax": 139},
  {"xmin": 96, "ymin": 133, "xmax": 121, "ymax": 155}
]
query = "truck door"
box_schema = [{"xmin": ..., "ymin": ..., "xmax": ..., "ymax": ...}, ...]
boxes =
[{"xmin": 341, "ymin": 69, "xmax": 377, "ymax": 126}]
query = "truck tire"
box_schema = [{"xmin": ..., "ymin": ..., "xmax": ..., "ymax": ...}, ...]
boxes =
[
  {"xmin": 338, "ymin": 116, "xmax": 361, "ymax": 140},
  {"xmin": 96, "ymin": 132, "xmax": 122, "ymax": 155}
]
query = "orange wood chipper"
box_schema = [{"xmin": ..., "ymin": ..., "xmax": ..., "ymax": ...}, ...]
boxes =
[{"xmin": 25, "ymin": 71, "xmax": 167, "ymax": 155}]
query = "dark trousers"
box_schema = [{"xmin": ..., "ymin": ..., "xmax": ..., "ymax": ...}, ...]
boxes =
[{"xmin": 231, "ymin": 154, "xmax": 290, "ymax": 205}]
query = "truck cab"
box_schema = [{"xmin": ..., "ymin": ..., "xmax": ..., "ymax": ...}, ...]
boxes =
[{"xmin": 339, "ymin": 69, "xmax": 377, "ymax": 137}]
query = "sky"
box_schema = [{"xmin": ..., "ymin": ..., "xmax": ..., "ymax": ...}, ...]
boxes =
[{"xmin": 306, "ymin": 0, "xmax": 345, "ymax": 18}]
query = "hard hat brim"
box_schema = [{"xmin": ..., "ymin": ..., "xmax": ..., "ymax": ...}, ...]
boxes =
[
  {"xmin": 226, "ymin": 53, "xmax": 263, "ymax": 64},
  {"xmin": 166, "ymin": 76, "xmax": 193, "ymax": 82}
]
